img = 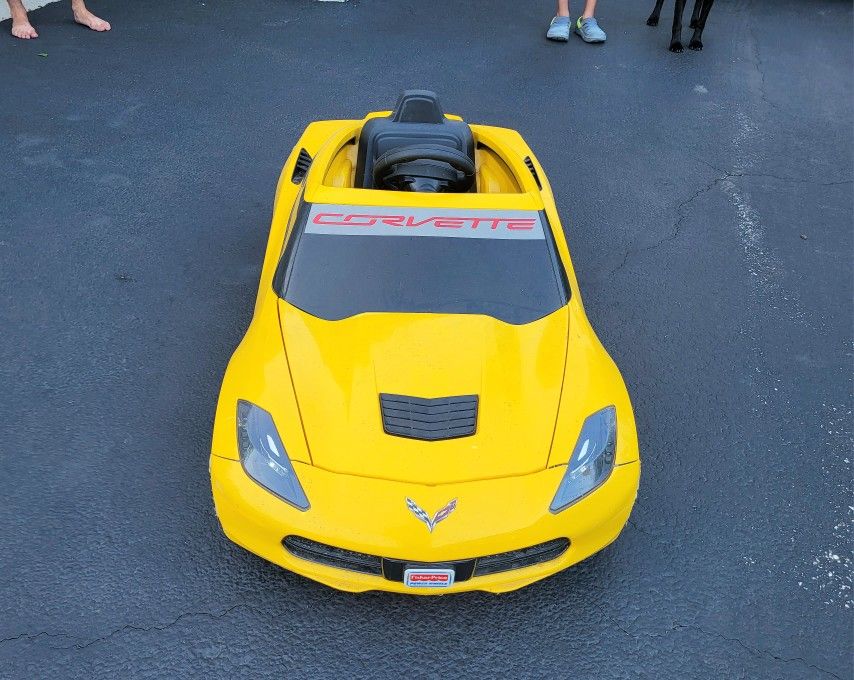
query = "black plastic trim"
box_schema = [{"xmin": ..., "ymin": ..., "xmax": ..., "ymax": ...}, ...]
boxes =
[
  {"xmin": 282, "ymin": 535, "xmax": 571, "ymax": 582},
  {"xmin": 523, "ymin": 156, "xmax": 543, "ymax": 189},
  {"xmin": 283, "ymin": 535, "xmax": 383, "ymax": 575},
  {"xmin": 291, "ymin": 148, "xmax": 312, "ymax": 184},
  {"xmin": 380, "ymin": 394, "xmax": 478, "ymax": 441},
  {"xmin": 382, "ymin": 557, "xmax": 476, "ymax": 583},
  {"xmin": 272, "ymin": 199, "xmax": 312, "ymax": 297},
  {"xmin": 473, "ymin": 538, "xmax": 570, "ymax": 576},
  {"xmin": 539, "ymin": 210, "xmax": 572, "ymax": 304}
]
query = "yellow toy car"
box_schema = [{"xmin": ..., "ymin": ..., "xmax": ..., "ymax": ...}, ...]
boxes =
[{"xmin": 210, "ymin": 91, "xmax": 640, "ymax": 593}]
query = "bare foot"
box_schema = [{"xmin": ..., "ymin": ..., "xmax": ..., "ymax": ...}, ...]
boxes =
[
  {"xmin": 73, "ymin": 9, "xmax": 111, "ymax": 32},
  {"xmin": 11, "ymin": 18, "xmax": 38, "ymax": 39}
]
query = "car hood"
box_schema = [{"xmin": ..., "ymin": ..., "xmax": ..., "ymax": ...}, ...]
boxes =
[{"xmin": 278, "ymin": 300, "xmax": 569, "ymax": 484}]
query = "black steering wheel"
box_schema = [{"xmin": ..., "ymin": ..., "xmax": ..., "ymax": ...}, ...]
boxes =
[{"xmin": 373, "ymin": 144, "xmax": 476, "ymax": 193}]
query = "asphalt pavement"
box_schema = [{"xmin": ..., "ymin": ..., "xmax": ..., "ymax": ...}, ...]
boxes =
[{"xmin": 1, "ymin": 0, "xmax": 851, "ymax": 678}]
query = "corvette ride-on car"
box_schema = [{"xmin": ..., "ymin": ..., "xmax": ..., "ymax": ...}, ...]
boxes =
[{"xmin": 209, "ymin": 90, "xmax": 640, "ymax": 593}]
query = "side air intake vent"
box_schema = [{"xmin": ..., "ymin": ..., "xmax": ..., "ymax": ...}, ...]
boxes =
[
  {"xmin": 473, "ymin": 538, "xmax": 569, "ymax": 577},
  {"xmin": 291, "ymin": 148, "xmax": 312, "ymax": 184},
  {"xmin": 523, "ymin": 156, "xmax": 542, "ymax": 189},
  {"xmin": 284, "ymin": 535, "xmax": 383, "ymax": 575},
  {"xmin": 380, "ymin": 394, "xmax": 478, "ymax": 441}
]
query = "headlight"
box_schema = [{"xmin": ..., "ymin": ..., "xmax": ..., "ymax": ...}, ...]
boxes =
[
  {"xmin": 550, "ymin": 406, "xmax": 616, "ymax": 513},
  {"xmin": 237, "ymin": 400, "xmax": 309, "ymax": 510}
]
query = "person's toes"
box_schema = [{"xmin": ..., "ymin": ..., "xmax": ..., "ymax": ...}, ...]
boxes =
[
  {"xmin": 74, "ymin": 11, "xmax": 110, "ymax": 31},
  {"xmin": 12, "ymin": 22, "xmax": 38, "ymax": 39}
]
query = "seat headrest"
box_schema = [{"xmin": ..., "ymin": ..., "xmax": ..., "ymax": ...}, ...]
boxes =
[{"xmin": 390, "ymin": 90, "xmax": 445, "ymax": 124}]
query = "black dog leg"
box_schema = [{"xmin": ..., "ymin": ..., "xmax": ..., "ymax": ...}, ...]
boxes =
[
  {"xmin": 689, "ymin": 0, "xmax": 714, "ymax": 50},
  {"xmin": 647, "ymin": 0, "xmax": 666, "ymax": 26},
  {"xmin": 689, "ymin": 0, "xmax": 703, "ymax": 29},
  {"xmin": 669, "ymin": 0, "xmax": 687, "ymax": 51}
]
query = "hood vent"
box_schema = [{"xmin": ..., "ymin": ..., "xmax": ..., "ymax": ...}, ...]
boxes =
[
  {"xmin": 523, "ymin": 156, "xmax": 542, "ymax": 189},
  {"xmin": 291, "ymin": 148, "xmax": 312, "ymax": 184},
  {"xmin": 379, "ymin": 394, "xmax": 478, "ymax": 441}
]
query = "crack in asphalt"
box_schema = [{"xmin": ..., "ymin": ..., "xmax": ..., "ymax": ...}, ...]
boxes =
[
  {"xmin": 4, "ymin": 603, "xmax": 842, "ymax": 678},
  {"xmin": 0, "ymin": 604, "xmax": 248, "ymax": 651},
  {"xmin": 684, "ymin": 625, "xmax": 846, "ymax": 680},
  {"xmin": 697, "ymin": 159, "xmax": 852, "ymax": 187},
  {"xmin": 608, "ymin": 171, "xmax": 729, "ymax": 277},
  {"xmin": 606, "ymin": 9, "xmax": 851, "ymax": 283},
  {"xmin": 68, "ymin": 604, "xmax": 249, "ymax": 651},
  {"xmin": 727, "ymin": 172, "xmax": 851, "ymax": 186},
  {"xmin": 607, "ymin": 167, "xmax": 851, "ymax": 277},
  {"xmin": 0, "ymin": 631, "xmax": 78, "ymax": 646},
  {"xmin": 746, "ymin": 0, "xmax": 776, "ymax": 112}
]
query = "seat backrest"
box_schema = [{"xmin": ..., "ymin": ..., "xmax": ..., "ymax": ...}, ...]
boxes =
[{"xmin": 355, "ymin": 90, "xmax": 475, "ymax": 189}]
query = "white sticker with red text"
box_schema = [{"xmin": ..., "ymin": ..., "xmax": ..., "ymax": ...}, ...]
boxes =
[
  {"xmin": 306, "ymin": 204, "xmax": 545, "ymax": 240},
  {"xmin": 404, "ymin": 568, "xmax": 456, "ymax": 588}
]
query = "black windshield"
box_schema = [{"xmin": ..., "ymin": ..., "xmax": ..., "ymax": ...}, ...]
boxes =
[{"xmin": 274, "ymin": 201, "xmax": 569, "ymax": 325}]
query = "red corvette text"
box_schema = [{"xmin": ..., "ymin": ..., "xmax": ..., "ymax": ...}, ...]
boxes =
[{"xmin": 312, "ymin": 212, "xmax": 536, "ymax": 231}]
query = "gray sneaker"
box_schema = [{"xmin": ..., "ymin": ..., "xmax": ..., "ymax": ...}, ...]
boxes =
[
  {"xmin": 546, "ymin": 16, "xmax": 571, "ymax": 42},
  {"xmin": 575, "ymin": 16, "xmax": 606, "ymax": 43}
]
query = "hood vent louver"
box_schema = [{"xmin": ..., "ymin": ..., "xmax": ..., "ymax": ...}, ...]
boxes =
[
  {"xmin": 523, "ymin": 156, "xmax": 542, "ymax": 189},
  {"xmin": 291, "ymin": 148, "xmax": 312, "ymax": 184},
  {"xmin": 380, "ymin": 394, "xmax": 478, "ymax": 441}
]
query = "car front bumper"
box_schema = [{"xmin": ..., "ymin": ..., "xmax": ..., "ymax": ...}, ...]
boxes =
[{"xmin": 210, "ymin": 455, "xmax": 640, "ymax": 594}]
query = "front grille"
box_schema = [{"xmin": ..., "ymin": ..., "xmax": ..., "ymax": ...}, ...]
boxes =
[
  {"xmin": 379, "ymin": 393, "xmax": 478, "ymax": 441},
  {"xmin": 283, "ymin": 535, "xmax": 382, "ymax": 575},
  {"xmin": 473, "ymin": 538, "xmax": 569, "ymax": 577},
  {"xmin": 283, "ymin": 536, "xmax": 569, "ymax": 582}
]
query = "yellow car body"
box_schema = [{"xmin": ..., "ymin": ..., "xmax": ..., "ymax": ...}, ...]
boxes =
[{"xmin": 210, "ymin": 99, "xmax": 640, "ymax": 594}]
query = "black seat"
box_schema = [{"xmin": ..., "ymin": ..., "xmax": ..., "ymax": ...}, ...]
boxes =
[{"xmin": 355, "ymin": 90, "xmax": 475, "ymax": 190}]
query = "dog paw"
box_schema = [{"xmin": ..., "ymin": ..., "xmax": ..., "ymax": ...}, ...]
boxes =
[
  {"xmin": 669, "ymin": 41, "xmax": 684, "ymax": 52},
  {"xmin": 688, "ymin": 38, "xmax": 703, "ymax": 50},
  {"xmin": 646, "ymin": 15, "xmax": 659, "ymax": 26}
]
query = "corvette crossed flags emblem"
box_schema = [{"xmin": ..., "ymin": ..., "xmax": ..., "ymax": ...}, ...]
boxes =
[{"xmin": 405, "ymin": 498, "xmax": 458, "ymax": 533}]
